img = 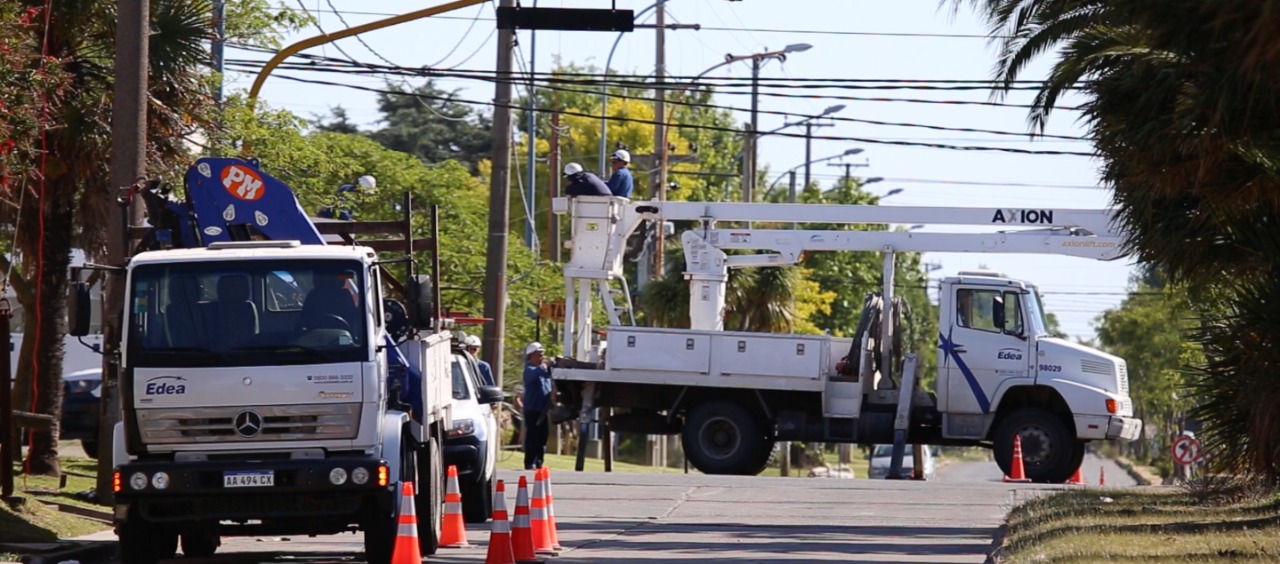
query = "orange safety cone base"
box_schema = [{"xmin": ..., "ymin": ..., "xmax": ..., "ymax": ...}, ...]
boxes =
[
  {"xmin": 441, "ymin": 465, "xmax": 472, "ymax": 548},
  {"xmin": 392, "ymin": 482, "xmax": 423, "ymax": 564},
  {"xmin": 543, "ymin": 468, "xmax": 563, "ymax": 551},
  {"xmin": 1066, "ymin": 466, "xmax": 1084, "ymax": 485},
  {"xmin": 512, "ymin": 477, "xmax": 538, "ymax": 562}
]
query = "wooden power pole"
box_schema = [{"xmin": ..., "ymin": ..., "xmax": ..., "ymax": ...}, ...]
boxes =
[
  {"xmin": 483, "ymin": 0, "xmax": 517, "ymax": 386},
  {"xmin": 100, "ymin": 0, "xmax": 150, "ymax": 503}
]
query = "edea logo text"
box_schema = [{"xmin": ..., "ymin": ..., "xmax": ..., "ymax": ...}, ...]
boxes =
[{"xmin": 144, "ymin": 376, "xmax": 188, "ymax": 395}]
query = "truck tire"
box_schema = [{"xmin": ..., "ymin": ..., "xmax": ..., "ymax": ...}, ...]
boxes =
[
  {"xmin": 416, "ymin": 434, "xmax": 443, "ymax": 555},
  {"xmin": 462, "ymin": 474, "xmax": 494, "ymax": 523},
  {"xmin": 118, "ymin": 507, "xmax": 178, "ymax": 564},
  {"xmin": 994, "ymin": 407, "xmax": 1075, "ymax": 483},
  {"xmin": 682, "ymin": 400, "xmax": 767, "ymax": 475},
  {"xmin": 745, "ymin": 439, "xmax": 778, "ymax": 475},
  {"xmin": 180, "ymin": 528, "xmax": 219, "ymax": 557},
  {"xmin": 1066, "ymin": 441, "xmax": 1086, "ymax": 480}
]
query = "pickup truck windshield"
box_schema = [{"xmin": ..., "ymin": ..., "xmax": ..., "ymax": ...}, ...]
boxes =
[{"xmin": 127, "ymin": 259, "xmax": 369, "ymax": 368}]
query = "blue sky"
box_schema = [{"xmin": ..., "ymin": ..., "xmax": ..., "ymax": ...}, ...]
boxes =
[{"xmin": 228, "ymin": 0, "xmax": 1137, "ymax": 341}]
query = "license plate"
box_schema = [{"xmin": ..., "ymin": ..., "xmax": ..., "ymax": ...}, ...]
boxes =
[{"xmin": 223, "ymin": 470, "xmax": 274, "ymax": 488}]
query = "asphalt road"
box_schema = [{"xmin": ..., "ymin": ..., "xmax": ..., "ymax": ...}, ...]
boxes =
[
  {"xmin": 937, "ymin": 452, "xmax": 1137, "ymax": 487},
  {"xmin": 75, "ymin": 457, "xmax": 1131, "ymax": 563}
]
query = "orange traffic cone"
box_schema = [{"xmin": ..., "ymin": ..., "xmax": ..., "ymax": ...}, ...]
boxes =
[
  {"xmin": 511, "ymin": 476, "xmax": 540, "ymax": 563},
  {"xmin": 1099, "ymin": 466, "xmax": 1106, "ymax": 486},
  {"xmin": 485, "ymin": 480, "xmax": 516, "ymax": 564},
  {"xmin": 1067, "ymin": 466, "xmax": 1084, "ymax": 485},
  {"xmin": 530, "ymin": 469, "xmax": 556, "ymax": 554},
  {"xmin": 441, "ymin": 465, "xmax": 471, "ymax": 547},
  {"xmin": 543, "ymin": 468, "xmax": 563, "ymax": 550},
  {"xmin": 391, "ymin": 481, "xmax": 422, "ymax": 564},
  {"xmin": 1002, "ymin": 436, "xmax": 1032, "ymax": 483}
]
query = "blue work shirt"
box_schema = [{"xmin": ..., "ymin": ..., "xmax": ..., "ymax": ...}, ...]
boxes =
[
  {"xmin": 565, "ymin": 172, "xmax": 611, "ymax": 196},
  {"xmin": 607, "ymin": 167, "xmax": 634, "ymax": 198},
  {"xmin": 476, "ymin": 359, "xmax": 495, "ymax": 387},
  {"xmin": 522, "ymin": 363, "xmax": 553, "ymax": 413}
]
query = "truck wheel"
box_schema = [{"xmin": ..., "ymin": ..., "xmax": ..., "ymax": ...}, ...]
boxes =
[
  {"xmin": 416, "ymin": 434, "xmax": 443, "ymax": 555},
  {"xmin": 745, "ymin": 439, "xmax": 778, "ymax": 475},
  {"xmin": 118, "ymin": 508, "xmax": 177, "ymax": 564},
  {"xmin": 1066, "ymin": 441, "xmax": 1086, "ymax": 480},
  {"xmin": 682, "ymin": 400, "xmax": 766, "ymax": 475},
  {"xmin": 80, "ymin": 439, "xmax": 99, "ymax": 460},
  {"xmin": 180, "ymin": 528, "xmax": 219, "ymax": 557},
  {"xmin": 994, "ymin": 407, "xmax": 1075, "ymax": 483},
  {"xmin": 462, "ymin": 474, "xmax": 494, "ymax": 523}
]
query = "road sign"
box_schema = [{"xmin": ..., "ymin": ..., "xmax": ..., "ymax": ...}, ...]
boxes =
[
  {"xmin": 1172, "ymin": 435, "xmax": 1203, "ymax": 465},
  {"xmin": 539, "ymin": 301, "xmax": 566, "ymax": 322}
]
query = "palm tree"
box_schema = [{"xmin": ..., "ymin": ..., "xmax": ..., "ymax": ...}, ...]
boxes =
[
  {"xmin": 954, "ymin": 0, "xmax": 1280, "ymax": 480},
  {"xmin": 6, "ymin": 0, "xmax": 215, "ymax": 475}
]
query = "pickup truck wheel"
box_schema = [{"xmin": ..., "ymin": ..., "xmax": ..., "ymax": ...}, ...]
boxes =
[
  {"xmin": 682, "ymin": 400, "xmax": 765, "ymax": 475},
  {"xmin": 118, "ymin": 508, "xmax": 178, "ymax": 564},
  {"xmin": 416, "ymin": 434, "xmax": 443, "ymax": 555},
  {"xmin": 462, "ymin": 474, "xmax": 494, "ymax": 523},
  {"xmin": 995, "ymin": 407, "xmax": 1075, "ymax": 483}
]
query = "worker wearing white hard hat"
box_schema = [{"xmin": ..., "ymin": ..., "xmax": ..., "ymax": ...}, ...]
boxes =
[
  {"xmin": 522, "ymin": 341, "xmax": 553, "ymax": 469},
  {"xmin": 563, "ymin": 162, "xmax": 611, "ymax": 197},
  {"xmin": 607, "ymin": 149, "xmax": 634, "ymax": 198},
  {"xmin": 464, "ymin": 335, "xmax": 495, "ymax": 387}
]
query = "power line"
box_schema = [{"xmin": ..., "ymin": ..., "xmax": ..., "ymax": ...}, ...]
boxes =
[
  {"xmin": 256, "ymin": 72, "xmax": 1095, "ymax": 156},
  {"xmin": 225, "ymin": 57, "xmax": 1087, "ymax": 141}
]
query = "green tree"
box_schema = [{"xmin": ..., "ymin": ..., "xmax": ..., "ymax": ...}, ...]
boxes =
[
  {"xmin": 956, "ymin": 0, "xmax": 1280, "ymax": 480},
  {"xmin": 362, "ymin": 80, "xmax": 494, "ymax": 172}
]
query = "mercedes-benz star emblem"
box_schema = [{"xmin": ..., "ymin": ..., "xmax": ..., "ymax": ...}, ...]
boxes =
[{"xmin": 233, "ymin": 410, "xmax": 263, "ymax": 438}]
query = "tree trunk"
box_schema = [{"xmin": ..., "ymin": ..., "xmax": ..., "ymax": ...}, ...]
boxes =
[{"xmin": 22, "ymin": 193, "xmax": 74, "ymax": 476}]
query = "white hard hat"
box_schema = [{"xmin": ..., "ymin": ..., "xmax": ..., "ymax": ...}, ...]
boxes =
[
  {"xmin": 465, "ymin": 335, "xmax": 481, "ymax": 348},
  {"xmin": 563, "ymin": 162, "xmax": 584, "ymax": 176},
  {"xmin": 357, "ymin": 175, "xmax": 377, "ymax": 190},
  {"xmin": 611, "ymin": 149, "xmax": 631, "ymax": 163},
  {"xmin": 525, "ymin": 342, "xmax": 545, "ymax": 356}
]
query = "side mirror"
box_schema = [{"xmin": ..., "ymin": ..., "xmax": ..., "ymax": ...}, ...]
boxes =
[
  {"xmin": 67, "ymin": 279, "xmax": 92, "ymax": 337},
  {"xmin": 383, "ymin": 299, "xmax": 411, "ymax": 341},
  {"xmin": 405, "ymin": 274, "xmax": 434, "ymax": 330},
  {"xmin": 477, "ymin": 385, "xmax": 504, "ymax": 405},
  {"xmin": 992, "ymin": 296, "xmax": 1006, "ymax": 330}
]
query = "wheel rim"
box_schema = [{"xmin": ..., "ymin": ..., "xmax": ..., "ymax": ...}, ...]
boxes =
[
  {"xmin": 1018, "ymin": 426, "xmax": 1053, "ymax": 466},
  {"xmin": 698, "ymin": 416, "xmax": 741, "ymax": 461}
]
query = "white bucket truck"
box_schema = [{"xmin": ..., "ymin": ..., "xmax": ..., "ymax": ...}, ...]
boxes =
[
  {"xmin": 550, "ymin": 196, "xmax": 1141, "ymax": 483},
  {"xmin": 69, "ymin": 159, "xmax": 454, "ymax": 564}
]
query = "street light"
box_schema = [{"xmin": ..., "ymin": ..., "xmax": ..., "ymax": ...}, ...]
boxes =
[
  {"xmin": 765, "ymin": 147, "xmax": 864, "ymax": 196},
  {"xmin": 884, "ymin": 188, "xmax": 904, "ymax": 198},
  {"xmin": 740, "ymin": 43, "xmax": 813, "ymax": 203}
]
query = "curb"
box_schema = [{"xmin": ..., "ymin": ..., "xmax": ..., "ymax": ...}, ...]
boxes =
[
  {"xmin": 1112, "ymin": 456, "xmax": 1161, "ymax": 486},
  {"xmin": 15, "ymin": 541, "xmax": 114, "ymax": 564}
]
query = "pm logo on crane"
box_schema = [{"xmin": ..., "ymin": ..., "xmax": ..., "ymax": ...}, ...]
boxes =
[
  {"xmin": 221, "ymin": 164, "xmax": 266, "ymax": 201},
  {"xmin": 991, "ymin": 208, "xmax": 1054, "ymax": 225}
]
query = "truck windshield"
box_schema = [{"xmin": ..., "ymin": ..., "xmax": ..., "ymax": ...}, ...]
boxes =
[
  {"xmin": 1025, "ymin": 290, "xmax": 1049, "ymax": 337},
  {"xmin": 127, "ymin": 259, "xmax": 369, "ymax": 368}
]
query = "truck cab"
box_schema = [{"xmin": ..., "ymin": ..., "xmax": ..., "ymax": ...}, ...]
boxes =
[{"xmin": 937, "ymin": 270, "xmax": 1139, "ymax": 481}]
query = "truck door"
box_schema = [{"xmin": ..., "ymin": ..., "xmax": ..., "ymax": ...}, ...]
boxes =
[{"xmin": 939, "ymin": 287, "xmax": 1033, "ymax": 414}]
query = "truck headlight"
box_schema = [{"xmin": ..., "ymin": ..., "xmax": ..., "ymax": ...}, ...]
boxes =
[
  {"xmin": 130, "ymin": 472, "xmax": 148, "ymax": 490},
  {"xmin": 329, "ymin": 467, "xmax": 348, "ymax": 486},
  {"xmin": 448, "ymin": 418, "xmax": 476, "ymax": 438},
  {"xmin": 352, "ymin": 467, "xmax": 370, "ymax": 485},
  {"xmin": 151, "ymin": 472, "xmax": 170, "ymax": 490}
]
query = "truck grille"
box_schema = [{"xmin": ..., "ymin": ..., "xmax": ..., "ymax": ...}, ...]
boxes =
[
  {"xmin": 1117, "ymin": 363, "xmax": 1130, "ymax": 395},
  {"xmin": 138, "ymin": 403, "xmax": 360, "ymax": 445}
]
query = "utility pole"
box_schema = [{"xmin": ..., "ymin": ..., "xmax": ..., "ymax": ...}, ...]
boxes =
[
  {"xmin": 484, "ymin": 0, "xmax": 517, "ymax": 386},
  {"xmin": 212, "ymin": 0, "xmax": 225, "ymax": 103},
  {"xmin": 802, "ymin": 120, "xmax": 833, "ymax": 192},
  {"xmin": 101, "ymin": 0, "xmax": 150, "ymax": 504},
  {"xmin": 651, "ymin": 0, "xmax": 667, "ymax": 278},
  {"xmin": 548, "ymin": 111, "xmax": 561, "ymax": 262},
  {"xmin": 828, "ymin": 161, "xmax": 866, "ymax": 190},
  {"xmin": 788, "ymin": 170, "xmax": 797, "ymax": 230},
  {"xmin": 746, "ymin": 57, "xmax": 760, "ymax": 202},
  {"xmin": 524, "ymin": 1, "xmax": 538, "ymax": 250}
]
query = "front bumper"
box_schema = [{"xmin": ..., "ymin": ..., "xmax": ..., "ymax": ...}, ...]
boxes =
[
  {"xmin": 1074, "ymin": 414, "xmax": 1142, "ymax": 441},
  {"xmin": 114, "ymin": 457, "xmax": 394, "ymax": 525},
  {"xmin": 1106, "ymin": 415, "xmax": 1143, "ymax": 441}
]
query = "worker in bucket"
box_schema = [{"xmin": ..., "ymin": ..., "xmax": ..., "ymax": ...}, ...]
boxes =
[
  {"xmin": 522, "ymin": 342, "xmax": 554, "ymax": 469},
  {"xmin": 563, "ymin": 162, "xmax": 611, "ymax": 197},
  {"xmin": 606, "ymin": 149, "xmax": 635, "ymax": 198}
]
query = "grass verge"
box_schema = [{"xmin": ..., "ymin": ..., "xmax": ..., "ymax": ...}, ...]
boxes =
[
  {"xmin": 0, "ymin": 456, "xmax": 111, "ymax": 543},
  {"xmin": 998, "ymin": 485, "xmax": 1280, "ymax": 563}
]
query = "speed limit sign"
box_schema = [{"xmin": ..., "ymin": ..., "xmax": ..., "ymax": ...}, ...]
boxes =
[{"xmin": 1172, "ymin": 435, "xmax": 1203, "ymax": 466}]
